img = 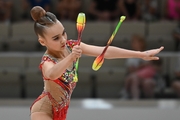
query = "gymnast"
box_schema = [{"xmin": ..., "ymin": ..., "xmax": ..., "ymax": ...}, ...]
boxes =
[{"xmin": 30, "ymin": 6, "xmax": 164, "ymax": 120}]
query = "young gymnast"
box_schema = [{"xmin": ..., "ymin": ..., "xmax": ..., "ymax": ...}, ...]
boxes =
[{"xmin": 30, "ymin": 6, "xmax": 164, "ymax": 120}]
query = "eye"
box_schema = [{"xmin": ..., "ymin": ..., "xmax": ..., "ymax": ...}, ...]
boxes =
[{"xmin": 53, "ymin": 36, "xmax": 59, "ymax": 40}]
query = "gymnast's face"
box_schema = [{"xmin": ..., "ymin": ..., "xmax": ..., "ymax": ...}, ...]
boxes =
[{"xmin": 39, "ymin": 21, "xmax": 67, "ymax": 52}]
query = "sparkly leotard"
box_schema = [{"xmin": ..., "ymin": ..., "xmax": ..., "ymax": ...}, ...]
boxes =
[{"xmin": 30, "ymin": 40, "xmax": 79, "ymax": 120}]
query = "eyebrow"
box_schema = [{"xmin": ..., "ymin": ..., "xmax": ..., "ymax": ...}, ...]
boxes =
[
  {"xmin": 52, "ymin": 29, "xmax": 65, "ymax": 39},
  {"xmin": 52, "ymin": 34, "xmax": 60, "ymax": 39}
]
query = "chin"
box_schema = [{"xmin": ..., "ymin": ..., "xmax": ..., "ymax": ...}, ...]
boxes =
[{"xmin": 59, "ymin": 47, "xmax": 66, "ymax": 51}]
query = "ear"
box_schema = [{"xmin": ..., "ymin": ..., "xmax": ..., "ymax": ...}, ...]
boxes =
[{"xmin": 38, "ymin": 38, "xmax": 46, "ymax": 46}]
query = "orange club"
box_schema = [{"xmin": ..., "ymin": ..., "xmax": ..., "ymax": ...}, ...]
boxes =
[{"xmin": 92, "ymin": 16, "xmax": 126, "ymax": 71}]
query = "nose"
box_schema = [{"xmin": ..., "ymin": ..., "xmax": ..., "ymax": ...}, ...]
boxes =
[{"xmin": 61, "ymin": 36, "xmax": 66, "ymax": 43}]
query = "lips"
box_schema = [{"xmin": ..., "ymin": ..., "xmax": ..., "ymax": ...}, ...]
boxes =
[{"xmin": 61, "ymin": 45, "xmax": 65, "ymax": 48}]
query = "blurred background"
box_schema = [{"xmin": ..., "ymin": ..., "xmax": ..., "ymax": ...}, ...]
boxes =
[{"xmin": 0, "ymin": 0, "xmax": 180, "ymax": 120}]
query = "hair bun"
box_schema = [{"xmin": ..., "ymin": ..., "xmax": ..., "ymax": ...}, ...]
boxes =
[{"xmin": 30, "ymin": 6, "xmax": 46, "ymax": 21}]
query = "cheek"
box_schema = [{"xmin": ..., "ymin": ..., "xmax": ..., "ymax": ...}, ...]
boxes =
[
  {"xmin": 47, "ymin": 40, "xmax": 60, "ymax": 48},
  {"xmin": 53, "ymin": 41, "xmax": 61, "ymax": 47},
  {"xmin": 65, "ymin": 33, "xmax": 67, "ymax": 39}
]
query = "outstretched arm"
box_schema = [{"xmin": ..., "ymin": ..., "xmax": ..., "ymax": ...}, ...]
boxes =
[{"xmin": 80, "ymin": 42, "xmax": 164, "ymax": 60}]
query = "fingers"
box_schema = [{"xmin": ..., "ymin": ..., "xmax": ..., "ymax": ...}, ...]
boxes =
[
  {"xmin": 73, "ymin": 45, "xmax": 82, "ymax": 52},
  {"xmin": 153, "ymin": 46, "xmax": 164, "ymax": 55},
  {"xmin": 144, "ymin": 56, "xmax": 159, "ymax": 61},
  {"xmin": 72, "ymin": 45, "xmax": 82, "ymax": 59},
  {"xmin": 158, "ymin": 46, "xmax": 164, "ymax": 52},
  {"xmin": 151, "ymin": 56, "xmax": 159, "ymax": 60},
  {"xmin": 143, "ymin": 46, "xmax": 163, "ymax": 61}
]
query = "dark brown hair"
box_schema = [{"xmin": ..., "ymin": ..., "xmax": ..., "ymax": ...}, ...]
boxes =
[
  {"xmin": 30, "ymin": 6, "xmax": 57, "ymax": 38},
  {"xmin": 131, "ymin": 34, "xmax": 146, "ymax": 51}
]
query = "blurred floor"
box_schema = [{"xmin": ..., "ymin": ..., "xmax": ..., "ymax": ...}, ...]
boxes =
[{"xmin": 0, "ymin": 98, "xmax": 180, "ymax": 120}]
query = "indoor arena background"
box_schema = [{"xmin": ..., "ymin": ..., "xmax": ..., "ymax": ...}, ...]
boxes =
[{"xmin": 0, "ymin": 0, "xmax": 180, "ymax": 120}]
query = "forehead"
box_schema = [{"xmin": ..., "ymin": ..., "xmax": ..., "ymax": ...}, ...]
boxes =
[{"xmin": 45, "ymin": 21, "xmax": 64, "ymax": 36}]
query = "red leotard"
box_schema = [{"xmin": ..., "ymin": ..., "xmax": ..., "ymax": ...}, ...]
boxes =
[{"xmin": 30, "ymin": 40, "xmax": 79, "ymax": 120}]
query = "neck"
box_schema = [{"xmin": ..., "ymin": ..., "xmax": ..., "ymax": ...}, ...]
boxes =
[{"xmin": 46, "ymin": 47, "xmax": 69, "ymax": 59}]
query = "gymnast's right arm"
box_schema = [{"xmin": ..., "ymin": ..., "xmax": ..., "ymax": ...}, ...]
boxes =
[{"xmin": 42, "ymin": 45, "xmax": 82, "ymax": 80}]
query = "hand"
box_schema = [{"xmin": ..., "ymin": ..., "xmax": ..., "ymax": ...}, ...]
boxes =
[
  {"xmin": 70, "ymin": 45, "xmax": 82, "ymax": 60},
  {"xmin": 142, "ymin": 46, "xmax": 164, "ymax": 61}
]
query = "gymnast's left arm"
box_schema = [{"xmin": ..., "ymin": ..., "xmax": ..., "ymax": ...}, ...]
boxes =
[{"xmin": 80, "ymin": 42, "xmax": 164, "ymax": 61}]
